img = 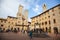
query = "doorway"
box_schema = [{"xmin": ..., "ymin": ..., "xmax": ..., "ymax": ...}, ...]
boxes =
[{"xmin": 53, "ymin": 27, "xmax": 58, "ymax": 34}]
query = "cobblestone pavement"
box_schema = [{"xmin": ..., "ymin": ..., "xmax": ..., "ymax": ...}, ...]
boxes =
[
  {"xmin": 0, "ymin": 32, "xmax": 60, "ymax": 40},
  {"xmin": 48, "ymin": 33, "xmax": 60, "ymax": 40}
]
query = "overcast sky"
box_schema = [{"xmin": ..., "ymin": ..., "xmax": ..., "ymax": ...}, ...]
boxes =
[{"xmin": 0, "ymin": 0, "xmax": 60, "ymax": 21}]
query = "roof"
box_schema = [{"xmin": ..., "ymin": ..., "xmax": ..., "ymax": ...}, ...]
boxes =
[
  {"xmin": 0, "ymin": 18, "xmax": 7, "ymax": 21},
  {"xmin": 8, "ymin": 16, "xmax": 18, "ymax": 19},
  {"xmin": 31, "ymin": 4, "xmax": 60, "ymax": 19}
]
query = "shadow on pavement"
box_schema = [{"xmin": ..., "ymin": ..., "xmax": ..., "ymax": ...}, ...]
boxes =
[{"xmin": 32, "ymin": 33, "xmax": 50, "ymax": 38}]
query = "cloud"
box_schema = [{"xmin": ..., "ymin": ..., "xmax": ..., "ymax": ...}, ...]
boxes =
[
  {"xmin": 0, "ymin": 0, "xmax": 20, "ymax": 18},
  {"xmin": 32, "ymin": 5, "xmax": 42, "ymax": 14},
  {"xmin": 18, "ymin": 0, "xmax": 41, "ymax": 9},
  {"xmin": 28, "ymin": 18, "xmax": 31, "ymax": 22},
  {"xmin": 37, "ymin": 12, "xmax": 40, "ymax": 14},
  {"xmin": 33, "ymin": 5, "xmax": 40, "ymax": 12},
  {"xmin": 0, "ymin": 0, "xmax": 41, "ymax": 22},
  {"xmin": 19, "ymin": 0, "xmax": 41, "ymax": 10},
  {"xmin": 35, "ymin": 5, "xmax": 39, "ymax": 11}
]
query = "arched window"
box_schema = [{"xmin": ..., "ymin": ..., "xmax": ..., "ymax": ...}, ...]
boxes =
[
  {"xmin": 53, "ymin": 27, "xmax": 58, "ymax": 34},
  {"xmin": 53, "ymin": 19, "xmax": 56, "ymax": 23},
  {"xmin": 45, "ymin": 21, "xmax": 47, "ymax": 25}
]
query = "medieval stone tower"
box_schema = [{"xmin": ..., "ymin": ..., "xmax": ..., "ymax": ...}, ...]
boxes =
[
  {"xmin": 16, "ymin": 5, "xmax": 28, "ymax": 30},
  {"xmin": 43, "ymin": 4, "xmax": 47, "ymax": 12},
  {"xmin": 17, "ymin": 5, "xmax": 23, "ymax": 25},
  {"xmin": 24, "ymin": 10, "xmax": 28, "ymax": 25}
]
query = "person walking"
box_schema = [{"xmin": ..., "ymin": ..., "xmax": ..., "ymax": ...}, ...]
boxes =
[{"xmin": 29, "ymin": 31, "xmax": 33, "ymax": 40}]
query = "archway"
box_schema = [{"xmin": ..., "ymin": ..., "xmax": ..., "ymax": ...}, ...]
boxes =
[
  {"xmin": 11, "ymin": 27, "xmax": 13, "ymax": 31},
  {"xmin": 45, "ymin": 27, "xmax": 48, "ymax": 32},
  {"xmin": 53, "ymin": 27, "xmax": 58, "ymax": 34},
  {"xmin": 17, "ymin": 27, "xmax": 20, "ymax": 31}
]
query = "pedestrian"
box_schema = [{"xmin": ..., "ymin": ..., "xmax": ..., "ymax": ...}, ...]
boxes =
[{"xmin": 29, "ymin": 31, "xmax": 33, "ymax": 40}]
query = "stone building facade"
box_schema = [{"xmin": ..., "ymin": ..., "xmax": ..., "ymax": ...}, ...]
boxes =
[
  {"xmin": 0, "ymin": 5, "xmax": 29, "ymax": 31},
  {"xmin": 31, "ymin": 4, "xmax": 60, "ymax": 33}
]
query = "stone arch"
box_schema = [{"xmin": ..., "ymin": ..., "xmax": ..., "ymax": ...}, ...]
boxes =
[{"xmin": 53, "ymin": 27, "xmax": 58, "ymax": 34}]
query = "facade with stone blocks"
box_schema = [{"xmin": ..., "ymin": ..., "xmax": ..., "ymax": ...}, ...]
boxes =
[
  {"xmin": 31, "ymin": 4, "xmax": 60, "ymax": 33},
  {"xmin": 0, "ymin": 5, "xmax": 29, "ymax": 31}
]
